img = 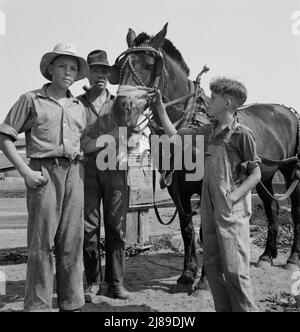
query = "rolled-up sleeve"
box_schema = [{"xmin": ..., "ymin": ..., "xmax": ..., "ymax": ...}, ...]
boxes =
[
  {"xmin": 177, "ymin": 126, "xmax": 205, "ymax": 137},
  {"xmin": 240, "ymin": 130, "xmax": 261, "ymax": 174},
  {"xmin": 0, "ymin": 94, "xmax": 32, "ymax": 142}
]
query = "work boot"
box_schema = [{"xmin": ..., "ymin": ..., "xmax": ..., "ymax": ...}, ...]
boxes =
[
  {"xmin": 107, "ymin": 285, "xmax": 131, "ymax": 300},
  {"xmin": 84, "ymin": 284, "xmax": 101, "ymax": 303},
  {"xmin": 59, "ymin": 308, "xmax": 81, "ymax": 312}
]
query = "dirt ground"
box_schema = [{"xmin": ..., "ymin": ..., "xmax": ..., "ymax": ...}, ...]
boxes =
[
  {"xmin": 0, "ymin": 244, "xmax": 299, "ymax": 312},
  {"xmin": 0, "ymin": 202, "xmax": 299, "ymax": 312}
]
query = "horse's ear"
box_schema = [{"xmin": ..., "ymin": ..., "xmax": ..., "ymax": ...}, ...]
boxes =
[
  {"xmin": 150, "ymin": 23, "xmax": 168, "ymax": 50},
  {"xmin": 126, "ymin": 28, "xmax": 136, "ymax": 47}
]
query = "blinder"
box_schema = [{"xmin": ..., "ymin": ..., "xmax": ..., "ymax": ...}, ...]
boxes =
[{"xmin": 108, "ymin": 46, "xmax": 163, "ymax": 85}]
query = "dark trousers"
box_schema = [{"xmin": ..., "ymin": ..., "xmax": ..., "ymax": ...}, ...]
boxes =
[{"xmin": 83, "ymin": 159, "xmax": 128, "ymax": 287}]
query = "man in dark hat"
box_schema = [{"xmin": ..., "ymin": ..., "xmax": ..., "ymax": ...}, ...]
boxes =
[{"xmin": 78, "ymin": 50, "xmax": 130, "ymax": 302}]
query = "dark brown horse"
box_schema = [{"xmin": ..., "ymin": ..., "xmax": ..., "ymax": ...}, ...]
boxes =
[{"xmin": 110, "ymin": 24, "xmax": 300, "ymax": 287}]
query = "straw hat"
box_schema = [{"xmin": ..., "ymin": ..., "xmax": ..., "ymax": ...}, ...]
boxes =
[{"xmin": 40, "ymin": 42, "xmax": 89, "ymax": 81}]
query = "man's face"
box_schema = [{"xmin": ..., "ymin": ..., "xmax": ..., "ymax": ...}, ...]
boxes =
[
  {"xmin": 89, "ymin": 65, "xmax": 109, "ymax": 89},
  {"xmin": 207, "ymin": 92, "xmax": 229, "ymax": 117},
  {"xmin": 48, "ymin": 55, "xmax": 78, "ymax": 89}
]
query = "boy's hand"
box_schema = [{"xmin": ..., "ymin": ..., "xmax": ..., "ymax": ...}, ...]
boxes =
[
  {"xmin": 226, "ymin": 191, "xmax": 239, "ymax": 208},
  {"xmin": 148, "ymin": 89, "xmax": 165, "ymax": 113},
  {"xmin": 24, "ymin": 169, "xmax": 48, "ymax": 189}
]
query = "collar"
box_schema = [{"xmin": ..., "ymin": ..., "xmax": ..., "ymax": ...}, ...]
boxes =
[
  {"xmin": 211, "ymin": 116, "xmax": 237, "ymax": 138},
  {"xmin": 36, "ymin": 83, "xmax": 79, "ymax": 103},
  {"xmin": 84, "ymin": 88, "xmax": 114, "ymax": 104}
]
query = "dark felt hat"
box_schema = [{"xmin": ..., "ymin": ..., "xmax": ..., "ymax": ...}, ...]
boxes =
[{"xmin": 87, "ymin": 50, "xmax": 110, "ymax": 67}]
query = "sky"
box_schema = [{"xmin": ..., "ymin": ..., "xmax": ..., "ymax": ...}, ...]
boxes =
[{"xmin": 0, "ymin": 0, "xmax": 300, "ymax": 122}]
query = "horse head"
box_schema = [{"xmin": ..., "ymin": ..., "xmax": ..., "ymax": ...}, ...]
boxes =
[{"xmin": 110, "ymin": 23, "xmax": 208, "ymax": 133}]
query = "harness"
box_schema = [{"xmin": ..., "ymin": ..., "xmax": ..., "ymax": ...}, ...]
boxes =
[
  {"xmin": 110, "ymin": 46, "xmax": 208, "ymax": 134},
  {"xmin": 288, "ymin": 106, "xmax": 300, "ymax": 158},
  {"xmin": 111, "ymin": 45, "xmax": 209, "ymax": 225},
  {"xmin": 255, "ymin": 106, "xmax": 300, "ymax": 202},
  {"xmin": 109, "ymin": 46, "xmax": 163, "ymax": 88}
]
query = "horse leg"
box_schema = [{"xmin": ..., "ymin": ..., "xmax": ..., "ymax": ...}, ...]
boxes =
[
  {"xmin": 285, "ymin": 183, "xmax": 300, "ymax": 271},
  {"xmin": 192, "ymin": 226, "xmax": 210, "ymax": 291},
  {"xmin": 168, "ymin": 184, "xmax": 198, "ymax": 285},
  {"xmin": 256, "ymin": 176, "xmax": 279, "ymax": 267},
  {"xmin": 177, "ymin": 199, "xmax": 198, "ymax": 284}
]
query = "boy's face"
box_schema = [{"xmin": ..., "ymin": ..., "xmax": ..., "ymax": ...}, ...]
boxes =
[
  {"xmin": 48, "ymin": 55, "xmax": 79, "ymax": 89},
  {"xmin": 88, "ymin": 65, "xmax": 109, "ymax": 90},
  {"xmin": 207, "ymin": 92, "xmax": 232, "ymax": 118}
]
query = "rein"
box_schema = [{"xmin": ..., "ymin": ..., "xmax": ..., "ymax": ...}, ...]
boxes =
[
  {"xmin": 116, "ymin": 46, "xmax": 206, "ymax": 134},
  {"xmin": 257, "ymin": 179, "xmax": 299, "ymax": 202},
  {"xmin": 254, "ymin": 106, "xmax": 300, "ymax": 202},
  {"xmin": 115, "ymin": 46, "xmax": 209, "ymax": 224}
]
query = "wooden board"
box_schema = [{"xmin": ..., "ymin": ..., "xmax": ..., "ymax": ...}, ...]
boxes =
[{"xmin": 127, "ymin": 153, "xmax": 171, "ymax": 207}]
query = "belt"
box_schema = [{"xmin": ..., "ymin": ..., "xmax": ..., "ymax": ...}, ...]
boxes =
[
  {"xmin": 53, "ymin": 157, "xmax": 79, "ymax": 165},
  {"xmin": 30, "ymin": 157, "xmax": 80, "ymax": 166}
]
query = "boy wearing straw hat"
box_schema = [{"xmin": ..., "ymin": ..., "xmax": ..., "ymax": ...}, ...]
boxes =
[{"xmin": 0, "ymin": 42, "xmax": 89, "ymax": 312}]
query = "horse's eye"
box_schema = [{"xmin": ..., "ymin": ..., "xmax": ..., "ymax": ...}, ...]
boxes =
[{"xmin": 145, "ymin": 64, "xmax": 155, "ymax": 70}]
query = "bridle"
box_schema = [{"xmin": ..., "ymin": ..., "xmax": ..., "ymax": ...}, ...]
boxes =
[
  {"xmin": 114, "ymin": 45, "xmax": 164, "ymax": 89},
  {"xmin": 112, "ymin": 45, "xmax": 210, "ymax": 227},
  {"xmin": 113, "ymin": 46, "xmax": 165, "ymax": 133},
  {"xmin": 112, "ymin": 45, "xmax": 208, "ymax": 134}
]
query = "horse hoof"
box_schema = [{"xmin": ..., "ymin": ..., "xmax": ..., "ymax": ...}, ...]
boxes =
[
  {"xmin": 193, "ymin": 278, "xmax": 210, "ymax": 291},
  {"xmin": 284, "ymin": 263, "xmax": 300, "ymax": 272},
  {"xmin": 170, "ymin": 282, "xmax": 193, "ymax": 294},
  {"xmin": 177, "ymin": 271, "xmax": 196, "ymax": 285},
  {"xmin": 256, "ymin": 258, "xmax": 272, "ymax": 268}
]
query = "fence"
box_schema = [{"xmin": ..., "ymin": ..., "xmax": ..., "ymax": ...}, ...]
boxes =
[{"xmin": 0, "ymin": 139, "xmax": 288, "ymax": 245}]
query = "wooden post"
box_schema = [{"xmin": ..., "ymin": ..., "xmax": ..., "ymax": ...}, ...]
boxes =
[
  {"xmin": 126, "ymin": 211, "xmax": 138, "ymax": 246},
  {"xmin": 138, "ymin": 209, "xmax": 150, "ymax": 244}
]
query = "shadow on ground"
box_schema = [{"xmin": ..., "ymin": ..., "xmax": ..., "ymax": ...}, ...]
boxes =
[{"xmin": 0, "ymin": 251, "xmax": 210, "ymax": 312}]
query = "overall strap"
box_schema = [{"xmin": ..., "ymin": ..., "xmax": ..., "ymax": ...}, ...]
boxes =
[
  {"xmin": 222, "ymin": 118, "xmax": 240, "ymax": 188},
  {"xmin": 223, "ymin": 117, "xmax": 240, "ymax": 146}
]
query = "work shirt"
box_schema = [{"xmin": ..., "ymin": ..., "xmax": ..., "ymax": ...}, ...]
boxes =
[
  {"xmin": 0, "ymin": 84, "xmax": 86, "ymax": 160},
  {"xmin": 78, "ymin": 89, "xmax": 115, "ymax": 157},
  {"xmin": 178, "ymin": 118, "xmax": 261, "ymax": 185}
]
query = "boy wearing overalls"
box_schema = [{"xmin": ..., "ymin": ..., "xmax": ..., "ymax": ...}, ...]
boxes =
[
  {"xmin": 152, "ymin": 77, "xmax": 261, "ymax": 312},
  {"xmin": 0, "ymin": 43, "xmax": 89, "ymax": 311}
]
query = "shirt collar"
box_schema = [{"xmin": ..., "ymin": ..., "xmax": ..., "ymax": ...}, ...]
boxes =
[
  {"xmin": 36, "ymin": 83, "xmax": 78, "ymax": 103},
  {"xmin": 85, "ymin": 88, "xmax": 113, "ymax": 104},
  {"xmin": 211, "ymin": 116, "xmax": 237, "ymax": 137}
]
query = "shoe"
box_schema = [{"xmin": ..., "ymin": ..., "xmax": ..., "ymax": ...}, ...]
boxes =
[
  {"xmin": 84, "ymin": 284, "xmax": 101, "ymax": 303},
  {"xmin": 107, "ymin": 285, "xmax": 131, "ymax": 300},
  {"xmin": 59, "ymin": 308, "xmax": 81, "ymax": 312}
]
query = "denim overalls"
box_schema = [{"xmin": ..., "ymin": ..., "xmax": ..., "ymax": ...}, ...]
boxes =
[{"xmin": 201, "ymin": 121, "xmax": 258, "ymax": 312}]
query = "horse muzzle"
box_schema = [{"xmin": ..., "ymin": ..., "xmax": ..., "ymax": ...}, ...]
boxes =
[
  {"xmin": 113, "ymin": 85, "xmax": 151, "ymax": 127},
  {"xmin": 113, "ymin": 95, "xmax": 148, "ymax": 128}
]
